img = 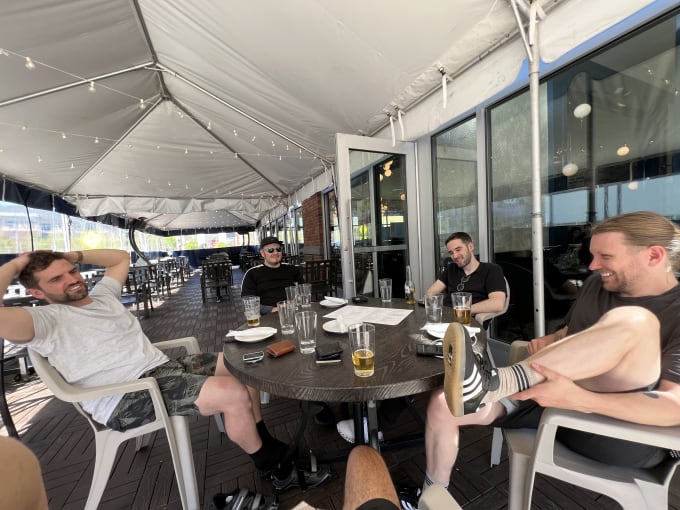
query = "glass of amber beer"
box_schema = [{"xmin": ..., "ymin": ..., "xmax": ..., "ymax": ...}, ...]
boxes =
[
  {"xmin": 349, "ymin": 323, "xmax": 375, "ymax": 377},
  {"xmin": 452, "ymin": 292, "xmax": 472, "ymax": 326},
  {"xmin": 242, "ymin": 296, "xmax": 261, "ymax": 327}
]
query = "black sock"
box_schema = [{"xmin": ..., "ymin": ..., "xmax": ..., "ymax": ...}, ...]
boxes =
[{"xmin": 256, "ymin": 420, "xmax": 287, "ymax": 451}]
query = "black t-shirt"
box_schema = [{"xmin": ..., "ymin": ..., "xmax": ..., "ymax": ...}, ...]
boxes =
[
  {"xmin": 241, "ymin": 263, "xmax": 304, "ymax": 306},
  {"xmin": 437, "ymin": 261, "xmax": 506, "ymax": 306},
  {"xmin": 566, "ymin": 275, "xmax": 680, "ymax": 385}
]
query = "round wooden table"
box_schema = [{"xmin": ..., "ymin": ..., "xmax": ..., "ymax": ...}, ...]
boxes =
[{"xmin": 223, "ymin": 298, "xmax": 484, "ymax": 449}]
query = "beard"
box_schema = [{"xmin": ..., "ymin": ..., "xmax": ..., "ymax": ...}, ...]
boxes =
[
  {"xmin": 41, "ymin": 282, "xmax": 89, "ymax": 303},
  {"xmin": 455, "ymin": 250, "xmax": 472, "ymax": 268}
]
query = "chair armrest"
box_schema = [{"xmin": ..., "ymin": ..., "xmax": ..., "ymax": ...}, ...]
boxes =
[
  {"xmin": 29, "ymin": 350, "xmax": 163, "ymax": 404},
  {"xmin": 539, "ymin": 408, "xmax": 680, "ymax": 451},
  {"xmin": 474, "ymin": 312, "xmax": 499, "ymax": 325},
  {"xmin": 155, "ymin": 337, "xmax": 200, "ymax": 355}
]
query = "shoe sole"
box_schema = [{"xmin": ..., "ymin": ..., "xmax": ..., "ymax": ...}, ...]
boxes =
[
  {"xmin": 443, "ymin": 322, "xmax": 465, "ymax": 417},
  {"xmin": 273, "ymin": 464, "xmax": 332, "ymax": 493}
]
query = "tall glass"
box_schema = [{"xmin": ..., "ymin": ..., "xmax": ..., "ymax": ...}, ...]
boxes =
[
  {"xmin": 242, "ymin": 295, "xmax": 261, "ymax": 327},
  {"xmin": 349, "ymin": 323, "xmax": 375, "ymax": 377},
  {"xmin": 378, "ymin": 278, "xmax": 392, "ymax": 303},
  {"xmin": 295, "ymin": 310, "xmax": 317, "ymax": 354},
  {"xmin": 285, "ymin": 285, "xmax": 299, "ymax": 307},
  {"xmin": 298, "ymin": 283, "xmax": 312, "ymax": 309},
  {"xmin": 277, "ymin": 300, "xmax": 296, "ymax": 335},
  {"xmin": 452, "ymin": 292, "xmax": 472, "ymax": 326},
  {"xmin": 424, "ymin": 294, "xmax": 444, "ymax": 324}
]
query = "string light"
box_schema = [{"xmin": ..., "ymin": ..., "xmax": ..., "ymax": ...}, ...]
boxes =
[
  {"xmin": 25, "ymin": 57, "xmax": 35, "ymax": 69},
  {"xmin": 94, "ymin": 137, "xmax": 100, "ymax": 144},
  {"xmin": 88, "ymin": 81, "xmax": 96, "ymax": 93},
  {"xmin": 61, "ymin": 132, "xmax": 67, "ymax": 140},
  {"xmin": 207, "ymin": 121, "xmax": 212, "ymax": 130},
  {"xmin": 139, "ymin": 98, "xmax": 146, "ymax": 109}
]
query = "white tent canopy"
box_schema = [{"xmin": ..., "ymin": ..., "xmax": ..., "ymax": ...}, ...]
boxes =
[{"xmin": 0, "ymin": 0, "xmax": 657, "ymax": 232}]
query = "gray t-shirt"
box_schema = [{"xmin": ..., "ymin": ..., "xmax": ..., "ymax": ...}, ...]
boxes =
[{"xmin": 26, "ymin": 276, "xmax": 168, "ymax": 424}]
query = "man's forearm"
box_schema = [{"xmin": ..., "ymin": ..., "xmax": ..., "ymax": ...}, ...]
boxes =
[{"xmin": 78, "ymin": 249, "xmax": 130, "ymax": 268}]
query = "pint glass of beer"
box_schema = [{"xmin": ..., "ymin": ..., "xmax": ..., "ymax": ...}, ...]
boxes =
[
  {"xmin": 452, "ymin": 292, "xmax": 472, "ymax": 326},
  {"xmin": 349, "ymin": 323, "xmax": 375, "ymax": 377}
]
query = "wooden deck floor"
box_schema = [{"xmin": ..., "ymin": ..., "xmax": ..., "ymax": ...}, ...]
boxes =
[{"xmin": 2, "ymin": 269, "xmax": 679, "ymax": 509}]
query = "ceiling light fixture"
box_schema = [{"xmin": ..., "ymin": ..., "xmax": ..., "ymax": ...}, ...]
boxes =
[
  {"xmin": 25, "ymin": 57, "xmax": 35, "ymax": 69},
  {"xmin": 562, "ymin": 162, "xmax": 578, "ymax": 177},
  {"xmin": 88, "ymin": 81, "xmax": 96, "ymax": 93},
  {"xmin": 616, "ymin": 144, "xmax": 630, "ymax": 157}
]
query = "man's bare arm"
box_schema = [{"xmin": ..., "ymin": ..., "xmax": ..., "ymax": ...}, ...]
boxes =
[
  {"xmin": 0, "ymin": 254, "xmax": 36, "ymax": 342},
  {"xmin": 470, "ymin": 290, "xmax": 506, "ymax": 315},
  {"xmin": 79, "ymin": 250, "xmax": 130, "ymax": 285}
]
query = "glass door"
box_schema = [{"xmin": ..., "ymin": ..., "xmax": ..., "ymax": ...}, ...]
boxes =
[{"xmin": 335, "ymin": 134, "xmax": 418, "ymax": 299}]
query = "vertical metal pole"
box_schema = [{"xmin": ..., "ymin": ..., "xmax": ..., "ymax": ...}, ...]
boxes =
[{"xmin": 528, "ymin": 14, "xmax": 546, "ymax": 337}]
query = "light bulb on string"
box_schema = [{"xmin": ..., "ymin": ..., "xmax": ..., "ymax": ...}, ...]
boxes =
[
  {"xmin": 61, "ymin": 132, "xmax": 67, "ymax": 140},
  {"xmin": 70, "ymin": 163, "xmax": 74, "ymax": 169},
  {"xmin": 628, "ymin": 181, "xmax": 638, "ymax": 190},
  {"xmin": 207, "ymin": 121, "xmax": 212, "ymax": 130},
  {"xmin": 139, "ymin": 99, "xmax": 145, "ymax": 109},
  {"xmin": 25, "ymin": 57, "xmax": 35, "ymax": 69},
  {"xmin": 88, "ymin": 81, "xmax": 96, "ymax": 93},
  {"xmin": 94, "ymin": 137, "xmax": 99, "ymax": 144}
]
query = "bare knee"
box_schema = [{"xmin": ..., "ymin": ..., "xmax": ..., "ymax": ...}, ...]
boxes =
[
  {"xmin": 195, "ymin": 376, "xmax": 252, "ymax": 416},
  {"xmin": 599, "ymin": 306, "xmax": 659, "ymax": 334}
]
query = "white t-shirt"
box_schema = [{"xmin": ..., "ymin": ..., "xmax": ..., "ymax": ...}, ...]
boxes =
[{"xmin": 26, "ymin": 276, "xmax": 168, "ymax": 424}]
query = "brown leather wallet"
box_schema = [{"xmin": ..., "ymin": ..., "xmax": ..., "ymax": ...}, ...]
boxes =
[{"xmin": 266, "ymin": 339, "xmax": 296, "ymax": 358}]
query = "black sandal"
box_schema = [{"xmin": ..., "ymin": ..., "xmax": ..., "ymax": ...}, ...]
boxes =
[{"xmin": 211, "ymin": 488, "xmax": 279, "ymax": 510}]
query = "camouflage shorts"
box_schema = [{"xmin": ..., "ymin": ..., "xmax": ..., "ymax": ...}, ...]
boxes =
[{"xmin": 106, "ymin": 352, "xmax": 218, "ymax": 431}]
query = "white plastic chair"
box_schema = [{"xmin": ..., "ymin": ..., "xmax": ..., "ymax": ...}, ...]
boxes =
[
  {"xmin": 29, "ymin": 337, "xmax": 203, "ymax": 510},
  {"xmin": 489, "ymin": 340, "xmax": 528, "ymax": 466},
  {"xmin": 417, "ymin": 483, "xmax": 463, "ymax": 509},
  {"xmin": 474, "ymin": 277, "xmax": 510, "ymax": 334},
  {"xmin": 505, "ymin": 408, "xmax": 680, "ymax": 510}
]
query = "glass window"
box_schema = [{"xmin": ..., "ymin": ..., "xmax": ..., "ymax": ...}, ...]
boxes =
[
  {"xmin": 488, "ymin": 9, "xmax": 680, "ymax": 339},
  {"xmin": 432, "ymin": 118, "xmax": 478, "ymax": 273}
]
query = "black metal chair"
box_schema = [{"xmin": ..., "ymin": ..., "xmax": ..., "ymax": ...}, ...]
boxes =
[
  {"xmin": 0, "ymin": 339, "xmax": 29, "ymax": 438},
  {"xmin": 302, "ymin": 259, "xmax": 340, "ymax": 301},
  {"xmin": 200, "ymin": 261, "xmax": 233, "ymax": 303},
  {"xmin": 121, "ymin": 270, "xmax": 153, "ymax": 318}
]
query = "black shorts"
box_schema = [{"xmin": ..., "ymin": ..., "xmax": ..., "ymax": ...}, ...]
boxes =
[
  {"xmin": 356, "ymin": 499, "xmax": 400, "ymax": 510},
  {"xmin": 491, "ymin": 399, "xmax": 668, "ymax": 469},
  {"xmin": 106, "ymin": 353, "xmax": 218, "ymax": 431}
]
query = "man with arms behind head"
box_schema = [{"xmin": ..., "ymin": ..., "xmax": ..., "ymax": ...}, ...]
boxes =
[
  {"xmin": 413, "ymin": 211, "xmax": 680, "ymax": 504},
  {"xmin": 0, "ymin": 249, "xmax": 329, "ymax": 493},
  {"xmin": 426, "ymin": 231, "xmax": 506, "ymax": 315}
]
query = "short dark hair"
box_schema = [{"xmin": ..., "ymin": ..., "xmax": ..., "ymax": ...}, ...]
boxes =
[
  {"xmin": 18, "ymin": 251, "xmax": 69, "ymax": 289},
  {"xmin": 444, "ymin": 232, "xmax": 473, "ymax": 245}
]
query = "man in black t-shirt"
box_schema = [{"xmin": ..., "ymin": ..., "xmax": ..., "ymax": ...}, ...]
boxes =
[
  {"xmin": 426, "ymin": 232, "xmax": 506, "ymax": 312},
  {"xmin": 241, "ymin": 237, "xmax": 303, "ymax": 314},
  {"xmin": 417, "ymin": 212, "xmax": 680, "ymax": 502}
]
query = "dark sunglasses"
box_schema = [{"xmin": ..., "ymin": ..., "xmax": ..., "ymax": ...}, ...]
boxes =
[{"xmin": 266, "ymin": 247, "xmax": 282, "ymax": 253}]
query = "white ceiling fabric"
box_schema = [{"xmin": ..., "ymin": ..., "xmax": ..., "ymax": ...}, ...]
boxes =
[{"xmin": 0, "ymin": 0, "xmax": 659, "ymax": 232}]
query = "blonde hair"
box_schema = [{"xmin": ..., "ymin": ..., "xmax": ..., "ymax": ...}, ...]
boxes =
[{"xmin": 592, "ymin": 211, "xmax": 680, "ymax": 271}]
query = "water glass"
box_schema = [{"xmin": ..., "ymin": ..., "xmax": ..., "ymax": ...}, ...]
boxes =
[
  {"xmin": 242, "ymin": 295, "xmax": 261, "ymax": 327},
  {"xmin": 378, "ymin": 278, "xmax": 392, "ymax": 303},
  {"xmin": 295, "ymin": 310, "xmax": 317, "ymax": 354},
  {"xmin": 277, "ymin": 300, "xmax": 296, "ymax": 335},
  {"xmin": 452, "ymin": 292, "xmax": 472, "ymax": 326},
  {"xmin": 298, "ymin": 283, "xmax": 312, "ymax": 309},
  {"xmin": 424, "ymin": 294, "xmax": 444, "ymax": 324},
  {"xmin": 349, "ymin": 323, "xmax": 375, "ymax": 377},
  {"xmin": 285, "ymin": 285, "xmax": 299, "ymax": 305}
]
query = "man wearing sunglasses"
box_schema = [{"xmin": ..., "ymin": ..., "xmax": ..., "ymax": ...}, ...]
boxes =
[
  {"xmin": 241, "ymin": 237, "xmax": 304, "ymax": 314},
  {"xmin": 425, "ymin": 231, "xmax": 506, "ymax": 315}
]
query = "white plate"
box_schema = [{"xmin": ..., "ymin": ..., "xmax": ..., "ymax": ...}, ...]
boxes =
[
  {"xmin": 319, "ymin": 299, "xmax": 347, "ymax": 308},
  {"xmin": 233, "ymin": 327, "xmax": 277, "ymax": 342},
  {"xmin": 425, "ymin": 323, "xmax": 481, "ymax": 339},
  {"xmin": 322, "ymin": 319, "xmax": 360, "ymax": 334},
  {"xmin": 425, "ymin": 324, "xmax": 449, "ymax": 338}
]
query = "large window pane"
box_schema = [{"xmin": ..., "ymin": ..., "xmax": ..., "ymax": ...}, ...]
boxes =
[
  {"xmin": 489, "ymin": 9, "xmax": 680, "ymax": 340},
  {"xmin": 432, "ymin": 118, "xmax": 478, "ymax": 272}
]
